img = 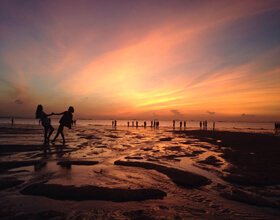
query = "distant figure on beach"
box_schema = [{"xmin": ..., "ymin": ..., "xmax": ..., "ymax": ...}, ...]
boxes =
[
  {"xmin": 151, "ymin": 121, "xmax": 153, "ymax": 127},
  {"xmin": 11, "ymin": 118, "xmax": 14, "ymax": 125},
  {"xmin": 200, "ymin": 121, "xmax": 202, "ymax": 129},
  {"xmin": 136, "ymin": 121, "xmax": 138, "ymax": 128},
  {"xmin": 155, "ymin": 121, "xmax": 158, "ymax": 128},
  {"xmin": 144, "ymin": 121, "xmax": 146, "ymax": 128},
  {"xmin": 52, "ymin": 106, "xmax": 74, "ymax": 145},
  {"xmin": 127, "ymin": 121, "xmax": 129, "ymax": 127},
  {"xmin": 203, "ymin": 121, "xmax": 207, "ymax": 129},
  {"xmin": 173, "ymin": 120, "xmax": 175, "ymax": 128},
  {"xmin": 112, "ymin": 121, "xmax": 114, "ymax": 126},
  {"xmin": 180, "ymin": 121, "xmax": 182, "ymax": 129},
  {"xmin": 275, "ymin": 122, "xmax": 280, "ymax": 133},
  {"xmin": 36, "ymin": 105, "xmax": 54, "ymax": 144},
  {"xmin": 114, "ymin": 120, "xmax": 117, "ymax": 127},
  {"xmin": 184, "ymin": 121, "xmax": 186, "ymax": 128},
  {"xmin": 132, "ymin": 121, "xmax": 134, "ymax": 127}
]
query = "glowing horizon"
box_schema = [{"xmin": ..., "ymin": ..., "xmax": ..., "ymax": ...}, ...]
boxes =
[{"xmin": 0, "ymin": 0, "xmax": 279, "ymax": 121}]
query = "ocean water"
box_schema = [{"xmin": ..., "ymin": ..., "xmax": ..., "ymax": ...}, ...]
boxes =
[{"xmin": 0, "ymin": 118, "xmax": 276, "ymax": 133}]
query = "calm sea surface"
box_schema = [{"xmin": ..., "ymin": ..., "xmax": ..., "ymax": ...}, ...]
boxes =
[{"xmin": 0, "ymin": 118, "xmax": 276, "ymax": 133}]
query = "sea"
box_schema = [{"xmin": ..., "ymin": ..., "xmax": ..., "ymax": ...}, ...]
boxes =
[{"xmin": 0, "ymin": 118, "xmax": 276, "ymax": 133}]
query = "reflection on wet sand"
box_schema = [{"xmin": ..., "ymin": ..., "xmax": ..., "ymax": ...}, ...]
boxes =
[{"xmin": 0, "ymin": 124, "xmax": 280, "ymax": 219}]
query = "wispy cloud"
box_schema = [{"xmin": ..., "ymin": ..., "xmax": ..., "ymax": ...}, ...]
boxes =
[
  {"xmin": 14, "ymin": 99, "xmax": 23, "ymax": 104},
  {"xmin": 241, "ymin": 113, "xmax": 255, "ymax": 118},
  {"xmin": 170, "ymin": 110, "xmax": 184, "ymax": 117}
]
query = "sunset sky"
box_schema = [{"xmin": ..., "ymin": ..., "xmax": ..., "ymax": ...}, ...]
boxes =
[{"xmin": 0, "ymin": 0, "xmax": 279, "ymax": 121}]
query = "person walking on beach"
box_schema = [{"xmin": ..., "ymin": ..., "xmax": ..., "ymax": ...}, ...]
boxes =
[
  {"xmin": 52, "ymin": 106, "xmax": 74, "ymax": 145},
  {"xmin": 36, "ymin": 105, "xmax": 54, "ymax": 144}
]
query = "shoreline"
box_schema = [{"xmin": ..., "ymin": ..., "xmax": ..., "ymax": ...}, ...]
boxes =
[{"xmin": 0, "ymin": 120, "xmax": 277, "ymax": 134}]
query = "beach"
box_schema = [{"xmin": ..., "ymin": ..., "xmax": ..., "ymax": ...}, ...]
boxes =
[{"xmin": 0, "ymin": 124, "xmax": 280, "ymax": 219}]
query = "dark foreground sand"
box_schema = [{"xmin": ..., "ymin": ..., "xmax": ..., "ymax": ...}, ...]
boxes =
[
  {"xmin": 174, "ymin": 130, "xmax": 280, "ymax": 186},
  {"xmin": 0, "ymin": 124, "xmax": 280, "ymax": 219}
]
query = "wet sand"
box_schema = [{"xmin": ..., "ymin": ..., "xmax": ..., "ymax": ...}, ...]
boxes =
[
  {"xmin": 174, "ymin": 130, "xmax": 280, "ymax": 185},
  {"xmin": 0, "ymin": 124, "xmax": 280, "ymax": 219}
]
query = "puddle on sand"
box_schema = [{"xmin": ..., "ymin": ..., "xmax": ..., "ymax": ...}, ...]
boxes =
[{"xmin": 176, "ymin": 157, "xmax": 222, "ymax": 183}]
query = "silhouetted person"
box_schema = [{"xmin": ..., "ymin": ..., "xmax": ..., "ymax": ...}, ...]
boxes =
[
  {"xmin": 127, "ymin": 121, "xmax": 129, "ymax": 127},
  {"xmin": 136, "ymin": 121, "xmax": 138, "ymax": 128},
  {"xmin": 52, "ymin": 106, "xmax": 74, "ymax": 145},
  {"xmin": 11, "ymin": 118, "xmax": 14, "ymax": 125},
  {"xmin": 112, "ymin": 121, "xmax": 114, "ymax": 126},
  {"xmin": 154, "ymin": 121, "xmax": 156, "ymax": 127},
  {"xmin": 173, "ymin": 120, "xmax": 175, "ymax": 128},
  {"xmin": 144, "ymin": 121, "xmax": 146, "ymax": 128},
  {"xmin": 200, "ymin": 121, "xmax": 202, "ymax": 129},
  {"xmin": 114, "ymin": 120, "xmax": 117, "ymax": 127},
  {"xmin": 132, "ymin": 121, "xmax": 134, "ymax": 127},
  {"xmin": 180, "ymin": 121, "xmax": 182, "ymax": 129},
  {"xmin": 184, "ymin": 121, "xmax": 186, "ymax": 128},
  {"xmin": 203, "ymin": 121, "xmax": 207, "ymax": 129},
  {"xmin": 275, "ymin": 122, "xmax": 280, "ymax": 133},
  {"xmin": 151, "ymin": 121, "xmax": 153, "ymax": 127},
  {"xmin": 36, "ymin": 105, "xmax": 54, "ymax": 144}
]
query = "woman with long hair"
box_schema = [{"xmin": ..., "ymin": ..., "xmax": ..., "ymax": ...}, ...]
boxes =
[{"xmin": 36, "ymin": 105, "xmax": 54, "ymax": 144}]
